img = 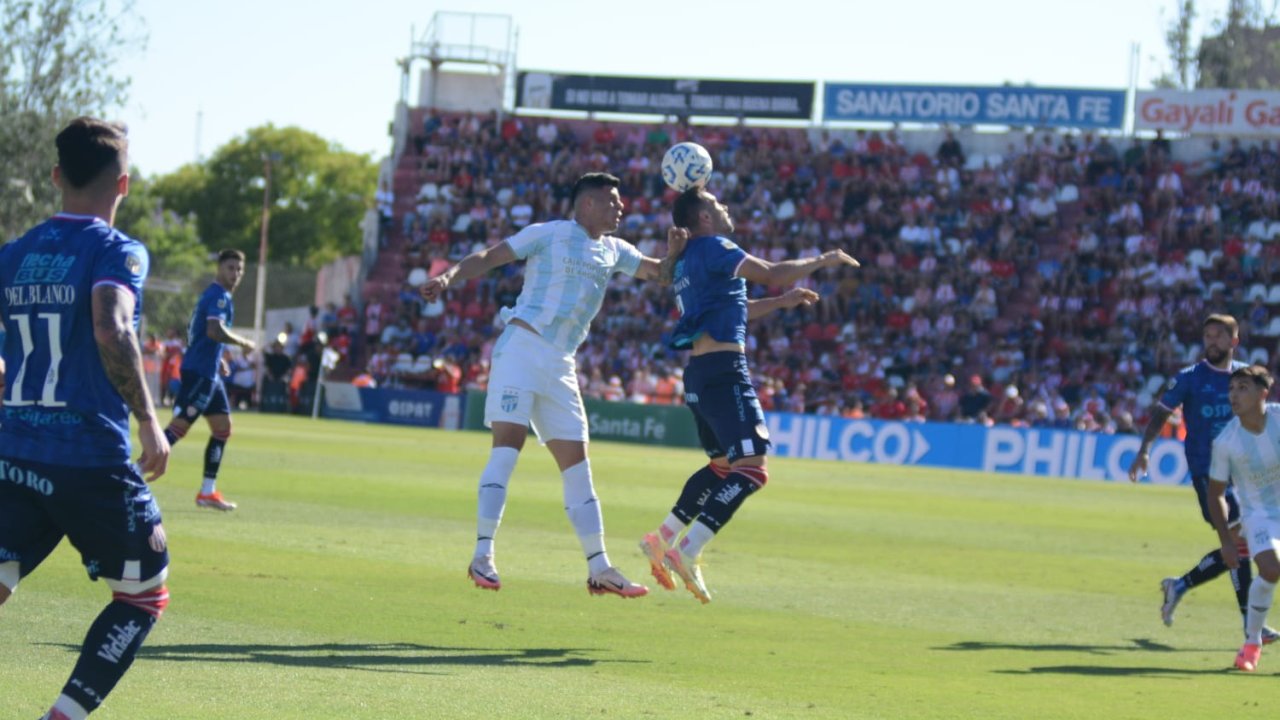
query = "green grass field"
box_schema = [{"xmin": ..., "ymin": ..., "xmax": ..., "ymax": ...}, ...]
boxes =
[{"xmin": 0, "ymin": 413, "xmax": 1267, "ymax": 719}]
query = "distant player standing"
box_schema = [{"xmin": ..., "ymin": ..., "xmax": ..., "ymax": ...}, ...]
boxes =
[
  {"xmin": 421, "ymin": 172, "xmax": 668, "ymax": 597},
  {"xmin": 639, "ymin": 187, "xmax": 858, "ymax": 603},
  {"xmin": 1129, "ymin": 314, "xmax": 1277, "ymax": 642},
  {"xmin": 0, "ymin": 117, "xmax": 171, "ymax": 720},
  {"xmin": 1206, "ymin": 365, "xmax": 1280, "ymax": 671},
  {"xmin": 165, "ymin": 249, "xmax": 255, "ymax": 511}
]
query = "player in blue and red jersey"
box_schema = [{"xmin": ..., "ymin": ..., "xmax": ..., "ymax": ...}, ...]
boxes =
[
  {"xmin": 1130, "ymin": 313, "xmax": 1278, "ymax": 643},
  {"xmin": 638, "ymin": 187, "xmax": 858, "ymax": 603},
  {"xmin": 164, "ymin": 249, "xmax": 256, "ymax": 511},
  {"xmin": 0, "ymin": 117, "xmax": 171, "ymax": 720}
]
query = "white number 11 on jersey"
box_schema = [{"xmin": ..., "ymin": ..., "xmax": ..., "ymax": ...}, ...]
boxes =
[{"xmin": 6, "ymin": 313, "xmax": 67, "ymax": 408}]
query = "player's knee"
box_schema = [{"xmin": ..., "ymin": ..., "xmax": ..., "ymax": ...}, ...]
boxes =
[
  {"xmin": 729, "ymin": 463, "xmax": 768, "ymax": 488},
  {"xmin": 107, "ymin": 569, "xmax": 170, "ymax": 619},
  {"xmin": 0, "ymin": 561, "xmax": 15, "ymax": 605},
  {"xmin": 1257, "ymin": 555, "xmax": 1280, "ymax": 584}
]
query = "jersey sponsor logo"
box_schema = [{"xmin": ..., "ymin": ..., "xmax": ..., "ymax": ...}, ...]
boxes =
[
  {"xmin": 1201, "ymin": 404, "xmax": 1233, "ymax": 419},
  {"xmin": 0, "ymin": 459, "xmax": 54, "ymax": 496},
  {"xmin": 719, "ymin": 239, "xmax": 735, "ymax": 250},
  {"xmin": 561, "ymin": 256, "xmax": 609, "ymax": 283},
  {"xmin": 217, "ymin": 298, "xmax": 227, "ymax": 308},
  {"xmin": 124, "ymin": 252, "xmax": 143, "ymax": 274},
  {"xmin": 13, "ymin": 252, "xmax": 74, "ymax": 284},
  {"xmin": 96, "ymin": 620, "xmax": 143, "ymax": 664},
  {"xmin": 3, "ymin": 407, "xmax": 84, "ymax": 427}
]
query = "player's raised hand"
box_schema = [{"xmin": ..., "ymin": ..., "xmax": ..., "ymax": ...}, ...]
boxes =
[
  {"xmin": 420, "ymin": 274, "xmax": 450, "ymax": 303},
  {"xmin": 666, "ymin": 226, "xmax": 691, "ymax": 258},
  {"xmin": 820, "ymin": 249, "xmax": 860, "ymax": 268},
  {"xmin": 136, "ymin": 417, "xmax": 171, "ymax": 482},
  {"xmin": 779, "ymin": 287, "xmax": 820, "ymax": 309}
]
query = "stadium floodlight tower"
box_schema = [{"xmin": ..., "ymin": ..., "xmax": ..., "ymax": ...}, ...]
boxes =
[{"xmin": 397, "ymin": 11, "xmax": 517, "ymax": 115}]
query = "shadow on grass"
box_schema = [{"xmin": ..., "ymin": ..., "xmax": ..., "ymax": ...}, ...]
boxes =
[
  {"xmin": 938, "ymin": 639, "xmax": 1251, "ymax": 678},
  {"xmin": 935, "ymin": 638, "xmax": 1207, "ymax": 655},
  {"xmin": 995, "ymin": 665, "xmax": 1247, "ymax": 677},
  {"xmin": 40, "ymin": 642, "xmax": 635, "ymax": 676}
]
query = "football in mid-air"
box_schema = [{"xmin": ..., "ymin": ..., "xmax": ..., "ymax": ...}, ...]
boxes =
[{"xmin": 661, "ymin": 142, "xmax": 713, "ymax": 192}]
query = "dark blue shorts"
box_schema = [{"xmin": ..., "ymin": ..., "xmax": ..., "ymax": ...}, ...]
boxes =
[
  {"xmin": 683, "ymin": 352, "xmax": 771, "ymax": 464},
  {"xmin": 0, "ymin": 455, "xmax": 168, "ymax": 584},
  {"xmin": 1193, "ymin": 475, "xmax": 1241, "ymax": 527},
  {"xmin": 173, "ymin": 370, "xmax": 230, "ymax": 421}
]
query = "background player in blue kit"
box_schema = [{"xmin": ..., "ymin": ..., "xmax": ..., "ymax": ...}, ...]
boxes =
[
  {"xmin": 164, "ymin": 249, "xmax": 256, "ymax": 511},
  {"xmin": 1129, "ymin": 314, "xmax": 1278, "ymax": 643},
  {"xmin": 638, "ymin": 187, "xmax": 858, "ymax": 603},
  {"xmin": 0, "ymin": 117, "xmax": 171, "ymax": 720}
]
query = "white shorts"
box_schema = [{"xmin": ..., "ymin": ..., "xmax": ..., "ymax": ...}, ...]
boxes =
[
  {"xmin": 1242, "ymin": 514, "xmax": 1280, "ymax": 558},
  {"xmin": 485, "ymin": 325, "xmax": 587, "ymax": 443}
]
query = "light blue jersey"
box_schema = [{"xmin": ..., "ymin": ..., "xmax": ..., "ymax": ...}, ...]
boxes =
[
  {"xmin": 1210, "ymin": 404, "xmax": 1280, "ymax": 522},
  {"xmin": 502, "ymin": 220, "xmax": 643, "ymax": 354}
]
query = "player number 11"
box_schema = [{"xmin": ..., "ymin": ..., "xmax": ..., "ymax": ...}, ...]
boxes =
[{"xmin": 5, "ymin": 313, "xmax": 67, "ymax": 408}]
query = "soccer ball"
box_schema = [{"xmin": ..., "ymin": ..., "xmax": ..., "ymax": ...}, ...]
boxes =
[{"xmin": 661, "ymin": 142, "xmax": 713, "ymax": 192}]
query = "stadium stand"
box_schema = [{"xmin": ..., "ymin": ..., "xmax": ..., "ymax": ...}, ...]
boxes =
[{"xmin": 354, "ymin": 107, "xmax": 1280, "ymax": 434}]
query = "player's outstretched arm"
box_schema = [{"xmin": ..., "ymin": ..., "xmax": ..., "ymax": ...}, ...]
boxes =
[
  {"xmin": 93, "ymin": 284, "xmax": 170, "ymax": 481},
  {"xmin": 747, "ymin": 288, "xmax": 819, "ymax": 320},
  {"xmin": 421, "ymin": 242, "xmax": 518, "ymax": 302},
  {"xmin": 636, "ymin": 227, "xmax": 691, "ymax": 284},
  {"xmin": 1128, "ymin": 405, "xmax": 1173, "ymax": 482},
  {"xmin": 737, "ymin": 249, "xmax": 859, "ymax": 288},
  {"xmin": 1205, "ymin": 478, "xmax": 1238, "ymax": 569}
]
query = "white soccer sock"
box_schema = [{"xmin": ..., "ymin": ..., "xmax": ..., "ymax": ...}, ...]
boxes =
[
  {"xmin": 200, "ymin": 477, "xmax": 217, "ymax": 495},
  {"xmin": 49, "ymin": 694, "xmax": 88, "ymax": 720},
  {"xmin": 1247, "ymin": 575, "xmax": 1277, "ymax": 645},
  {"xmin": 678, "ymin": 521, "xmax": 717, "ymax": 558},
  {"xmin": 475, "ymin": 447, "xmax": 519, "ymax": 558},
  {"xmin": 659, "ymin": 513, "xmax": 686, "ymax": 545},
  {"xmin": 562, "ymin": 460, "xmax": 610, "ymax": 574}
]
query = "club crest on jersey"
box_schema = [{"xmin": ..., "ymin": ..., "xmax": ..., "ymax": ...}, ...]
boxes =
[
  {"xmin": 719, "ymin": 239, "xmax": 735, "ymax": 250},
  {"xmin": 501, "ymin": 389, "xmax": 519, "ymax": 413},
  {"xmin": 124, "ymin": 252, "xmax": 143, "ymax": 275},
  {"xmin": 217, "ymin": 298, "xmax": 227, "ymax": 308}
]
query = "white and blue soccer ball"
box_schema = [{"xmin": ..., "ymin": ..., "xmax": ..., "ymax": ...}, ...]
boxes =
[{"xmin": 661, "ymin": 142, "xmax": 713, "ymax": 192}]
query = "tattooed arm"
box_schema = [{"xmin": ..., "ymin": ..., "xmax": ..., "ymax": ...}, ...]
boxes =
[{"xmin": 92, "ymin": 284, "xmax": 170, "ymax": 480}]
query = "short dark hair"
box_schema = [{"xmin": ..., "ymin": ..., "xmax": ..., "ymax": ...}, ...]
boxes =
[
  {"xmin": 569, "ymin": 173, "xmax": 620, "ymax": 206},
  {"xmin": 55, "ymin": 117, "xmax": 128, "ymax": 189},
  {"xmin": 672, "ymin": 188, "xmax": 708, "ymax": 230},
  {"xmin": 1231, "ymin": 364, "xmax": 1274, "ymax": 392},
  {"xmin": 1205, "ymin": 313, "xmax": 1239, "ymax": 337},
  {"xmin": 218, "ymin": 249, "xmax": 246, "ymax": 264}
]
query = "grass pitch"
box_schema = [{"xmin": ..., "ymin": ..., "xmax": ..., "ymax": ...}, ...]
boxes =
[{"xmin": 0, "ymin": 414, "xmax": 1264, "ymax": 719}]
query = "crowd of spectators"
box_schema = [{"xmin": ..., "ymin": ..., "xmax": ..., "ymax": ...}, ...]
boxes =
[{"xmin": 351, "ymin": 108, "xmax": 1280, "ymax": 436}]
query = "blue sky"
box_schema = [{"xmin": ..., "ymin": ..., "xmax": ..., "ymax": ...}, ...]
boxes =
[{"xmin": 116, "ymin": 0, "xmax": 1227, "ymax": 176}]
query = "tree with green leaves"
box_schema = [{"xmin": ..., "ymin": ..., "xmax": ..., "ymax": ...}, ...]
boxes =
[
  {"xmin": 0, "ymin": 0, "xmax": 143, "ymax": 239},
  {"xmin": 1156, "ymin": 0, "xmax": 1198, "ymax": 89},
  {"xmin": 153, "ymin": 125, "xmax": 378, "ymax": 270}
]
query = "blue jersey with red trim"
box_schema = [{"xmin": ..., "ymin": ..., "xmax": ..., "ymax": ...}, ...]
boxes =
[
  {"xmin": 669, "ymin": 235, "xmax": 749, "ymax": 350},
  {"xmin": 0, "ymin": 214, "xmax": 149, "ymax": 466}
]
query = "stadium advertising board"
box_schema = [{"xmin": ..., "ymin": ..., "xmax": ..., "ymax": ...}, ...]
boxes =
[
  {"xmin": 1136, "ymin": 89, "xmax": 1280, "ymax": 136},
  {"xmin": 322, "ymin": 383, "xmax": 463, "ymax": 429},
  {"xmin": 766, "ymin": 413, "xmax": 1191, "ymax": 485},
  {"xmin": 823, "ymin": 83, "xmax": 1126, "ymax": 129},
  {"xmin": 517, "ymin": 72, "xmax": 815, "ymax": 120}
]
